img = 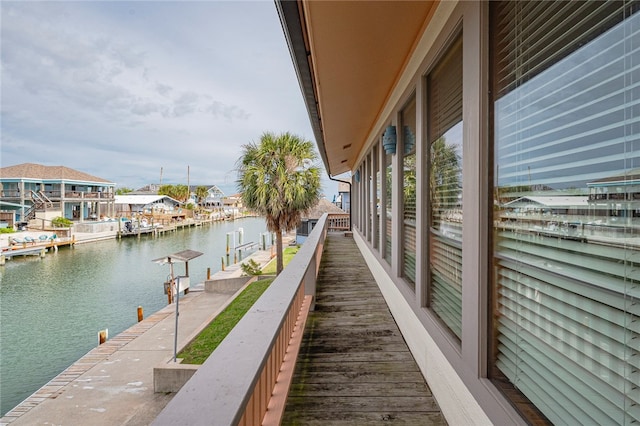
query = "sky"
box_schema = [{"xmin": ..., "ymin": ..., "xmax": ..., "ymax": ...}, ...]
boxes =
[{"xmin": 1, "ymin": 0, "xmax": 341, "ymax": 198}]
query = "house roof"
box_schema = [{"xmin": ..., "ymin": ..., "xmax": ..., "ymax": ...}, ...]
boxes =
[
  {"xmin": 304, "ymin": 198, "xmax": 347, "ymax": 219},
  {"xmin": 0, "ymin": 163, "xmax": 113, "ymax": 184},
  {"xmin": 276, "ymin": 1, "xmax": 438, "ymax": 177},
  {"xmin": 504, "ymin": 196, "xmax": 589, "ymax": 208},
  {"xmin": 115, "ymin": 195, "xmax": 181, "ymax": 205},
  {"xmin": 587, "ymin": 168, "xmax": 640, "ymax": 186}
]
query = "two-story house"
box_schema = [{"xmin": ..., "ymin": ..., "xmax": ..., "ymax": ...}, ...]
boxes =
[{"xmin": 0, "ymin": 163, "xmax": 116, "ymax": 226}]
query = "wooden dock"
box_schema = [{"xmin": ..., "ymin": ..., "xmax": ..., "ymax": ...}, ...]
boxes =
[
  {"xmin": 116, "ymin": 218, "xmax": 213, "ymax": 239},
  {"xmin": 282, "ymin": 234, "xmax": 447, "ymax": 424},
  {"xmin": 1, "ymin": 237, "xmax": 76, "ymax": 263}
]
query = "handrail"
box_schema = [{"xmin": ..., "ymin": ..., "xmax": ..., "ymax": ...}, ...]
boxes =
[
  {"xmin": 153, "ymin": 213, "xmax": 329, "ymax": 426},
  {"xmin": 327, "ymin": 213, "xmax": 350, "ymax": 232},
  {"xmin": 38, "ymin": 190, "xmax": 53, "ymax": 205}
]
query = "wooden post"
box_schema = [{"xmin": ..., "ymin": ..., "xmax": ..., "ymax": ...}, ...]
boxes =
[
  {"xmin": 137, "ymin": 306, "xmax": 143, "ymax": 322},
  {"xmin": 207, "ymin": 267, "xmax": 211, "ymax": 280},
  {"xmin": 184, "ymin": 262, "xmax": 190, "ymax": 294},
  {"xmin": 166, "ymin": 280, "xmax": 173, "ymax": 305},
  {"xmin": 98, "ymin": 329, "xmax": 108, "ymax": 345},
  {"xmin": 221, "ymin": 257, "xmax": 225, "ymax": 271}
]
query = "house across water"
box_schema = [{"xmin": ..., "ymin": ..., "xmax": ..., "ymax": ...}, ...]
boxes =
[{"xmin": 0, "ymin": 163, "xmax": 116, "ymax": 228}]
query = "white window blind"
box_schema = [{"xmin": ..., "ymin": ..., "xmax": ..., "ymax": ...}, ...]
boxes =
[
  {"xmin": 403, "ymin": 96, "xmax": 417, "ymax": 287},
  {"xmin": 491, "ymin": 1, "xmax": 640, "ymax": 424},
  {"xmin": 385, "ymin": 149, "xmax": 393, "ymax": 265},
  {"xmin": 428, "ymin": 35, "xmax": 463, "ymax": 340}
]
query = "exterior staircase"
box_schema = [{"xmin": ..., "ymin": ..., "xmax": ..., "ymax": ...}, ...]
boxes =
[{"xmin": 24, "ymin": 191, "xmax": 54, "ymax": 221}]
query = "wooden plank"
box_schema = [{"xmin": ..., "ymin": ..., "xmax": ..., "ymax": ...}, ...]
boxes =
[
  {"xmin": 288, "ymin": 382, "xmax": 432, "ymax": 397},
  {"xmin": 281, "ymin": 411, "xmax": 447, "ymax": 425},
  {"xmin": 297, "ymin": 351, "xmax": 415, "ymax": 363},
  {"xmin": 285, "ymin": 395, "xmax": 441, "ymax": 412},
  {"xmin": 290, "ymin": 371, "xmax": 429, "ymax": 385},
  {"xmin": 283, "ymin": 234, "xmax": 448, "ymax": 424}
]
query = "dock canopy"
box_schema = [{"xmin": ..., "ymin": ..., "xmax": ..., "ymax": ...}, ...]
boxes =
[{"xmin": 152, "ymin": 249, "xmax": 203, "ymax": 264}]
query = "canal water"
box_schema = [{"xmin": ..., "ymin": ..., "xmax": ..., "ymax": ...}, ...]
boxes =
[{"xmin": 0, "ymin": 217, "xmax": 268, "ymax": 416}]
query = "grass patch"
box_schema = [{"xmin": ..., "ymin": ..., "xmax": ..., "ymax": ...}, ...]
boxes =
[
  {"xmin": 177, "ymin": 246, "xmax": 300, "ymax": 364},
  {"xmin": 177, "ymin": 278, "xmax": 274, "ymax": 364},
  {"xmin": 261, "ymin": 245, "xmax": 300, "ymax": 275}
]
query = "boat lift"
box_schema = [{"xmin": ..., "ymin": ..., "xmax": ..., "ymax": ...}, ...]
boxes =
[{"xmin": 152, "ymin": 249, "xmax": 203, "ymax": 362}]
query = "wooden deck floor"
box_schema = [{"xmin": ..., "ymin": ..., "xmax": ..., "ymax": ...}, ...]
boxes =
[{"xmin": 282, "ymin": 234, "xmax": 447, "ymax": 425}]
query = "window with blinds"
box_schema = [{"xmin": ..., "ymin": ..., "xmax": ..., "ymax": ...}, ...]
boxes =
[
  {"xmin": 402, "ymin": 95, "xmax": 417, "ymax": 288},
  {"xmin": 385, "ymin": 146, "xmax": 393, "ymax": 265},
  {"xmin": 490, "ymin": 1, "xmax": 640, "ymax": 424},
  {"xmin": 427, "ymin": 35, "xmax": 463, "ymax": 340},
  {"xmin": 366, "ymin": 155, "xmax": 372, "ymax": 243},
  {"xmin": 373, "ymin": 143, "xmax": 380, "ymax": 250}
]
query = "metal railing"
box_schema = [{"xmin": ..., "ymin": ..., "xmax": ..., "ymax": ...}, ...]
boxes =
[{"xmin": 153, "ymin": 214, "xmax": 329, "ymax": 426}]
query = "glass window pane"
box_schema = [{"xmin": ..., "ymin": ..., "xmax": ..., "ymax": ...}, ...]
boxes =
[
  {"xmin": 385, "ymin": 145, "xmax": 393, "ymax": 265},
  {"xmin": 373, "ymin": 143, "xmax": 380, "ymax": 250},
  {"xmin": 428, "ymin": 35, "xmax": 463, "ymax": 340},
  {"xmin": 402, "ymin": 95, "xmax": 417, "ymax": 288},
  {"xmin": 490, "ymin": 2, "xmax": 640, "ymax": 424}
]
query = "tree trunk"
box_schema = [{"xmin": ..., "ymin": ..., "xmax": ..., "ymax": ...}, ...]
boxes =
[{"xmin": 276, "ymin": 228, "xmax": 284, "ymax": 275}]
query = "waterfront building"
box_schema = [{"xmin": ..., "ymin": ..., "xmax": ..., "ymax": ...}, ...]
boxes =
[
  {"xmin": 222, "ymin": 193, "xmax": 244, "ymax": 217},
  {"xmin": 130, "ymin": 183, "xmax": 164, "ymax": 194},
  {"xmin": 129, "ymin": 183, "xmax": 225, "ymax": 208},
  {"xmin": 334, "ymin": 180, "xmax": 351, "ymax": 212},
  {"xmin": 295, "ymin": 197, "xmax": 347, "ymax": 244},
  {"xmin": 199, "ymin": 184, "xmax": 225, "ymax": 208},
  {"xmin": 114, "ymin": 194, "xmax": 183, "ymax": 218},
  {"xmin": 278, "ymin": 1, "xmax": 639, "ymax": 425},
  {"xmin": 0, "ymin": 163, "xmax": 115, "ymax": 225}
]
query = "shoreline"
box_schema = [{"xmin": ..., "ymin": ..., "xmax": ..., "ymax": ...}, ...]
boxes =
[{"xmin": 0, "ymin": 215, "xmax": 265, "ymax": 254}]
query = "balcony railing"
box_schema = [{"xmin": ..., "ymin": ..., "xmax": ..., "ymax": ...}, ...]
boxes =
[
  {"xmin": 0, "ymin": 191, "xmax": 114, "ymax": 200},
  {"xmin": 62, "ymin": 191, "xmax": 114, "ymax": 200},
  {"xmin": 153, "ymin": 214, "xmax": 329, "ymax": 426},
  {"xmin": 327, "ymin": 213, "xmax": 350, "ymax": 232}
]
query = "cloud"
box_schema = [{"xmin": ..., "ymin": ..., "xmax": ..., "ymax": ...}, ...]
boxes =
[
  {"xmin": 204, "ymin": 101, "xmax": 251, "ymax": 121},
  {"xmin": 1, "ymin": 1, "xmax": 338, "ymax": 197}
]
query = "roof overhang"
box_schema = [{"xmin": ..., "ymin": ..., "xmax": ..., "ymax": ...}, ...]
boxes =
[
  {"xmin": 0, "ymin": 201, "xmax": 25, "ymax": 210},
  {"xmin": 276, "ymin": 0, "xmax": 438, "ymax": 176}
]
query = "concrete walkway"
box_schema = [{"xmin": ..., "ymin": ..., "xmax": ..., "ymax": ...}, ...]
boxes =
[{"xmin": 0, "ymin": 232, "xmax": 294, "ymax": 425}]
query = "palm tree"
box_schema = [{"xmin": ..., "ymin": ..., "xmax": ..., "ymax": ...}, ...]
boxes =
[
  {"xmin": 195, "ymin": 186, "xmax": 209, "ymax": 206},
  {"xmin": 158, "ymin": 184, "xmax": 190, "ymax": 203},
  {"xmin": 430, "ymin": 136, "xmax": 461, "ymax": 225},
  {"xmin": 237, "ymin": 131, "xmax": 321, "ymax": 275},
  {"xmin": 173, "ymin": 184, "xmax": 190, "ymax": 203}
]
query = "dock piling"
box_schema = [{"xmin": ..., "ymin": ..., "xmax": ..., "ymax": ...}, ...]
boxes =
[{"xmin": 98, "ymin": 329, "xmax": 108, "ymax": 345}]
